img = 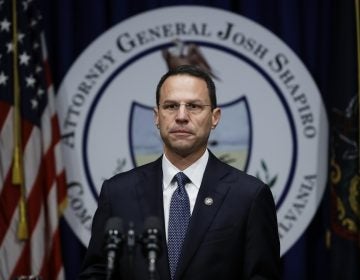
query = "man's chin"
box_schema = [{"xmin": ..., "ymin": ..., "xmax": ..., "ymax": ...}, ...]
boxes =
[{"xmin": 169, "ymin": 142, "xmax": 195, "ymax": 156}]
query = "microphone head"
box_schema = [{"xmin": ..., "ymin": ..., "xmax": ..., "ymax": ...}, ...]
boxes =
[
  {"xmin": 104, "ymin": 217, "xmax": 124, "ymax": 253},
  {"xmin": 143, "ymin": 216, "xmax": 162, "ymax": 233},
  {"xmin": 142, "ymin": 216, "xmax": 162, "ymax": 255},
  {"xmin": 105, "ymin": 217, "xmax": 123, "ymax": 234}
]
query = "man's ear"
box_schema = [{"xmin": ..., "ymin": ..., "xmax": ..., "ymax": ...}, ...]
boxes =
[
  {"xmin": 154, "ymin": 107, "xmax": 159, "ymax": 128},
  {"xmin": 211, "ymin": 107, "xmax": 221, "ymax": 128}
]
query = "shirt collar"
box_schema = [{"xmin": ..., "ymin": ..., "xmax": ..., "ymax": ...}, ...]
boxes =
[{"xmin": 162, "ymin": 149, "xmax": 209, "ymax": 190}]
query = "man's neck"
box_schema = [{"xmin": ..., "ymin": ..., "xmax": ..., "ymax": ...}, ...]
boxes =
[{"xmin": 164, "ymin": 148, "xmax": 207, "ymax": 171}]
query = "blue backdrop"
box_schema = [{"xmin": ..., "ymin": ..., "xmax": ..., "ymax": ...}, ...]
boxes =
[{"xmin": 37, "ymin": 0, "xmax": 359, "ymax": 279}]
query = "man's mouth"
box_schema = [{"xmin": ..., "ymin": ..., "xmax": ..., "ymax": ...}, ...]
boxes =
[{"xmin": 170, "ymin": 128, "xmax": 193, "ymax": 135}]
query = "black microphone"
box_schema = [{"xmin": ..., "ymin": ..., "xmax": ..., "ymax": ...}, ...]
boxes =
[
  {"xmin": 142, "ymin": 216, "xmax": 162, "ymax": 280},
  {"xmin": 104, "ymin": 217, "xmax": 124, "ymax": 280}
]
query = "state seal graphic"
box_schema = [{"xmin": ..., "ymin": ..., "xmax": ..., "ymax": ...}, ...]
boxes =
[{"xmin": 56, "ymin": 6, "xmax": 329, "ymax": 255}]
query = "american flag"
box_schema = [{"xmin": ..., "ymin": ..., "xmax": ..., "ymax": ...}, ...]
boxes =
[{"xmin": 0, "ymin": 0, "xmax": 67, "ymax": 279}]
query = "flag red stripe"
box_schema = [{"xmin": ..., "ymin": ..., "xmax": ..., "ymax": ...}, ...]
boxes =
[
  {"xmin": 43, "ymin": 59, "xmax": 52, "ymax": 88},
  {"xmin": 43, "ymin": 147, "xmax": 56, "ymax": 195},
  {"xmin": 57, "ymin": 170, "xmax": 67, "ymax": 205},
  {"xmin": 10, "ymin": 240, "xmax": 31, "ymax": 278},
  {"xmin": 19, "ymin": 120, "xmax": 35, "ymax": 153},
  {"xmin": 0, "ymin": 102, "xmax": 10, "ymax": 130},
  {"xmin": 27, "ymin": 164, "xmax": 46, "ymax": 235},
  {"xmin": 51, "ymin": 116, "xmax": 67, "ymax": 204},
  {"xmin": 40, "ymin": 227, "xmax": 63, "ymax": 279},
  {"xmin": 41, "ymin": 115, "xmax": 66, "ymax": 279},
  {"xmin": 51, "ymin": 114, "xmax": 61, "ymax": 147}
]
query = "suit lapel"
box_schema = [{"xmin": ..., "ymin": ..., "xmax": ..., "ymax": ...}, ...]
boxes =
[
  {"xmin": 135, "ymin": 157, "xmax": 164, "ymax": 219},
  {"xmin": 175, "ymin": 153, "xmax": 231, "ymax": 279},
  {"xmin": 134, "ymin": 157, "xmax": 171, "ymax": 280}
]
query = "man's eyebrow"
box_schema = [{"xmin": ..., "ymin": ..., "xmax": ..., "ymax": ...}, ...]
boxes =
[{"xmin": 162, "ymin": 99, "xmax": 204, "ymax": 103}]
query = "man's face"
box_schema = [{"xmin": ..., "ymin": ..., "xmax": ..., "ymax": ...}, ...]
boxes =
[{"xmin": 154, "ymin": 74, "xmax": 221, "ymax": 159}]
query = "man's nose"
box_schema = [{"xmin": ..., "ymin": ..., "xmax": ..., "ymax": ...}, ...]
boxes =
[{"xmin": 176, "ymin": 104, "xmax": 189, "ymax": 120}]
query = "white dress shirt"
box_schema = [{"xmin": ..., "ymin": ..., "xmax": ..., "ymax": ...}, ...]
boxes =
[{"xmin": 162, "ymin": 150, "xmax": 209, "ymax": 242}]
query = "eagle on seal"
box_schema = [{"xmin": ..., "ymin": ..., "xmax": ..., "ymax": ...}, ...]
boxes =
[{"xmin": 162, "ymin": 39, "xmax": 220, "ymax": 80}]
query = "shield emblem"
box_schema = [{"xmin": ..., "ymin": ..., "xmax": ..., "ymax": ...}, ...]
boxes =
[{"xmin": 129, "ymin": 96, "xmax": 251, "ymax": 171}]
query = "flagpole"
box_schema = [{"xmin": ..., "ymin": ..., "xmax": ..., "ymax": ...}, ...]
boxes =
[
  {"xmin": 356, "ymin": 0, "xmax": 360, "ymax": 172},
  {"xmin": 11, "ymin": 0, "xmax": 28, "ymax": 240}
]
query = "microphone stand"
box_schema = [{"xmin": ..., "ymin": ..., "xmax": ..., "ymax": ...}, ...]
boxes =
[
  {"xmin": 148, "ymin": 249, "xmax": 157, "ymax": 280},
  {"xmin": 125, "ymin": 222, "xmax": 136, "ymax": 280}
]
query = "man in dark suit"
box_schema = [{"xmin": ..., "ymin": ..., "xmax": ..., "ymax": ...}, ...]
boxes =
[{"xmin": 78, "ymin": 65, "xmax": 280, "ymax": 280}]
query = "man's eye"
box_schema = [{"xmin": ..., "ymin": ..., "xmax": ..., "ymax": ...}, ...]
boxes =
[
  {"xmin": 187, "ymin": 103, "xmax": 201, "ymax": 110},
  {"xmin": 164, "ymin": 103, "xmax": 178, "ymax": 110}
]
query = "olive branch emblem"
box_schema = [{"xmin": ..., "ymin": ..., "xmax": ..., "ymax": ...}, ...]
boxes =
[
  {"xmin": 101, "ymin": 157, "xmax": 127, "ymax": 181},
  {"xmin": 256, "ymin": 159, "xmax": 278, "ymax": 188}
]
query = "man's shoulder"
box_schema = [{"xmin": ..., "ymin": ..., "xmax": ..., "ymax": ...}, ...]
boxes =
[
  {"xmin": 209, "ymin": 152, "xmax": 266, "ymax": 191},
  {"xmin": 210, "ymin": 151, "xmax": 257, "ymax": 176},
  {"xmin": 106, "ymin": 156, "xmax": 162, "ymax": 183},
  {"xmin": 226, "ymin": 164, "xmax": 264, "ymax": 188}
]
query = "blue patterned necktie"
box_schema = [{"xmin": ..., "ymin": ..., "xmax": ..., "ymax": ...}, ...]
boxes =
[{"xmin": 168, "ymin": 172, "xmax": 191, "ymax": 279}]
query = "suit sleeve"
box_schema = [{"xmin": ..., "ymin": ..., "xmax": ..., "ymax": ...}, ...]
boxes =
[
  {"xmin": 243, "ymin": 184, "xmax": 281, "ymax": 280},
  {"xmin": 77, "ymin": 180, "xmax": 112, "ymax": 280}
]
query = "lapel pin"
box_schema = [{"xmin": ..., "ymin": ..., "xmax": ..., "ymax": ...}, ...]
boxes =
[{"xmin": 204, "ymin": 197, "xmax": 213, "ymax": 206}]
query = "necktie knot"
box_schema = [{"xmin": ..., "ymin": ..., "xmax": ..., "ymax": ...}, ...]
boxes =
[{"xmin": 174, "ymin": 172, "xmax": 190, "ymax": 193}]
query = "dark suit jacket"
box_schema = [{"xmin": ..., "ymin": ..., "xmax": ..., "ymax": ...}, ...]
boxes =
[{"xmin": 78, "ymin": 152, "xmax": 280, "ymax": 280}]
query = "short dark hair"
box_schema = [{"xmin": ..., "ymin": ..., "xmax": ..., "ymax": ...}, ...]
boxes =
[{"xmin": 156, "ymin": 65, "xmax": 217, "ymax": 109}]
